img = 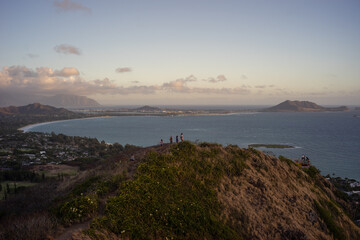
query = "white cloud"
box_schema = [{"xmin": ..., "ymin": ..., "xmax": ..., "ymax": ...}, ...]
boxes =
[
  {"xmin": 161, "ymin": 75, "xmax": 250, "ymax": 94},
  {"xmin": 54, "ymin": 44, "xmax": 81, "ymax": 55},
  {"xmin": 0, "ymin": 66, "xmax": 252, "ymax": 96},
  {"xmin": 53, "ymin": 67, "xmax": 79, "ymax": 77}
]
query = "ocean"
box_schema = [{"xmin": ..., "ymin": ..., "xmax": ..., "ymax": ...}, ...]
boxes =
[{"xmin": 25, "ymin": 111, "xmax": 360, "ymax": 180}]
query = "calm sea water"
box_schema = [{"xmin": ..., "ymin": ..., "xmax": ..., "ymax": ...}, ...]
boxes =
[{"xmin": 27, "ymin": 111, "xmax": 360, "ymax": 180}]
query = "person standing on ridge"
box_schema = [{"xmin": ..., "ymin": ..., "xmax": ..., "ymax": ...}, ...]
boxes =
[
  {"xmin": 176, "ymin": 135, "xmax": 179, "ymax": 143},
  {"xmin": 180, "ymin": 133, "xmax": 184, "ymax": 142},
  {"xmin": 169, "ymin": 136, "xmax": 173, "ymax": 144},
  {"xmin": 160, "ymin": 139, "xmax": 163, "ymax": 146}
]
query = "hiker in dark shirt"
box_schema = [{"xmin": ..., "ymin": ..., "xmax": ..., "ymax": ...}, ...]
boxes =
[
  {"xmin": 160, "ymin": 139, "xmax": 163, "ymax": 146},
  {"xmin": 176, "ymin": 135, "xmax": 179, "ymax": 143},
  {"xmin": 169, "ymin": 136, "xmax": 173, "ymax": 144}
]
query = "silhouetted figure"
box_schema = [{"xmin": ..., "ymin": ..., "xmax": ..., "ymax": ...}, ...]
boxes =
[
  {"xmin": 170, "ymin": 136, "xmax": 173, "ymax": 144},
  {"xmin": 176, "ymin": 135, "xmax": 179, "ymax": 143},
  {"xmin": 160, "ymin": 139, "xmax": 163, "ymax": 146}
]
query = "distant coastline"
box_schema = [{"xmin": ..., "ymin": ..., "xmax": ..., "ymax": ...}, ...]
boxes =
[
  {"xmin": 19, "ymin": 116, "xmax": 111, "ymax": 132},
  {"xmin": 18, "ymin": 111, "xmax": 257, "ymax": 133}
]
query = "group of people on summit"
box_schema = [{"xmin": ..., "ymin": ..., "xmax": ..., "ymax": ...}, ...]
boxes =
[{"xmin": 160, "ymin": 133, "xmax": 183, "ymax": 146}]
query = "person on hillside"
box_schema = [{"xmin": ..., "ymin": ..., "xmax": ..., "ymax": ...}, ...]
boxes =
[
  {"xmin": 169, "ymin": 136, "xmax": 173, "ymax": 144},
  {"xmin": 180, "ymin": 133, "xmax": 184, "ymax": 142},
  {"xmin": 176, "ymin": 135, "xmax": 179, "ymax": 143},
  {"xmin": 160, "ymin": 139, "xmax": 163, "ymax": 146}
]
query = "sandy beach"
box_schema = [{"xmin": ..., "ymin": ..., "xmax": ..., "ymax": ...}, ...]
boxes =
[{"xmin": 18, "ymin": 116, "xmax": 111, "ymax": 132}]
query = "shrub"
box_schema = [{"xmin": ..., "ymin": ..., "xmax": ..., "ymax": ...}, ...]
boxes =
[
  {"xmin": 57, "ymin": 192, "xmax": 98, "ymax": 224},
  {"xmin": 279, "ymin": 155, "xmax": 295, "ymax": 167},
  {"xmin": 303, "ymin": 166, "xmax": 320, "ymax": 179}
]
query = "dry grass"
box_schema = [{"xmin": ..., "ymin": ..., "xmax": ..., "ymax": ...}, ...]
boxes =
[
  {"xmin": 217, "ymin": 148, "xmax": 360, "ymax": 240},
  {"xmin": 0, "ymin": 212, "xmax": 57, "ymax": 240}
]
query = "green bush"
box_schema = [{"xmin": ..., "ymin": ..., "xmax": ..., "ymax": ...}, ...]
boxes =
[
  {"xmin": 58, "ymin": 192, "xmax": 98, "ymax": 224},
  {"xmin": 71, "ymin": 176, "xmax": 101, "ymax": 196},
  {"xmin": 303, "ymin": 166, "xmax": 320, "ymax": 179},
  {"xmin": 279, "ymin": 155, "xmax": 295, "ymax": 167}
]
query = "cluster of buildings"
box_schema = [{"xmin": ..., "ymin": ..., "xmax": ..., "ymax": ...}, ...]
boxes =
[{"xmin": 0, "ymin": 132, "xmax": 97, "ymax": 169}]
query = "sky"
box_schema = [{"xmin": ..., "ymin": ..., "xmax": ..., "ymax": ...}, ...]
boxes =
[{"xmin": 0, "ymin": 0, "xmax": 359, "ymax": 106}]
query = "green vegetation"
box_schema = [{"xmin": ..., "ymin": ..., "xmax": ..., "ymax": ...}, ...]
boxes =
[
  {"xmin": 86, "ymin": 142, "xmax": 247, "ymax": 239},
  {"xmin": 303, "ymin": 166, "xmax": 321, "ymax": 179},
  {"xmin": 314, "ymin": 200, "xmax": 345, "ymax": 240},
  {"xmin": 248, "ymin": 144, "xmax": 294, "ymax": 149},
  {"xmin": 0, "ymin": 169, "xmax": 40, "ymax": 182},
  {"xmin": 0, "ymin": 181, "xmax": 36, "ymax": 199},
  {"xmin": 279, "ymin": 155, "xmax": 295, "ymax": 167},
  {"xmin": 58, "ymin": 192, "xmax": 99, "ymax": 224}
]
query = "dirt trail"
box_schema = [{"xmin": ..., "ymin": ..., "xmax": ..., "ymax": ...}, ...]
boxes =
[{"xmin": 55, "ymin": 220, "xmax": 91, "ymax": 240}]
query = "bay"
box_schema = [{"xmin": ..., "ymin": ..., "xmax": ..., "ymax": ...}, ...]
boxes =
[{"xmin": 26, "ymin": 111, "xmax": 360, "ymax": 180}]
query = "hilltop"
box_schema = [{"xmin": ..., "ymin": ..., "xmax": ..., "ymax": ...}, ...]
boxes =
[
  {"xmin": 263, "ymin": 100, "xmax": 349, "ymax": 112},
  {"xmin": 1, "ymin": 142, "xmax": 358, "ymax": 239},
  {"xmin": 135, "ymin": 105, "xmax": 161, "ymax": 112},
  {"xmin": 0, "ymin": 103, "xmax": 84, "ymax": 133},
  {"xmin": 0, "ymin": 103, "xmax": 75, "ymax": 116}
]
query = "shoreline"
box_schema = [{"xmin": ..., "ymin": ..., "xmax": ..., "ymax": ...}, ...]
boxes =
[
  {"xmin": 18, "ymin": 116, "xmax": 111, "ymax": 132},
  {"xmin": 18, "ymin": 111, "xmax": 260, "ymax": 133}
]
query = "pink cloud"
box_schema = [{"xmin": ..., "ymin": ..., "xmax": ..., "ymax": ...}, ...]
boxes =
[
  {"xmin": 54, "ymin": 44, "xmax": 81, "ymax": 55},
  {"xmin": 115, "ymin": 67, "xmax": 132, "ymax": 73}
]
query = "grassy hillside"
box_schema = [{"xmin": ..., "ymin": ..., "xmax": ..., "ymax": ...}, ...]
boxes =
[{"xmin": 1, "ymin": 142, "xmax": 359, "ymax": 239}]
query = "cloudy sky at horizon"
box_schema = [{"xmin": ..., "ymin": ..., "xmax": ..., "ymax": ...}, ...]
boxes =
[{"xmin": 0, "ymin": 0, "xmax": 359, "ymax": 105}]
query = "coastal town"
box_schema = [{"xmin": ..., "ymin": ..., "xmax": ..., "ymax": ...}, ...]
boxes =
[{"xmin": 0, "ymin": 131, "xmax": 126, "ymax": 168}]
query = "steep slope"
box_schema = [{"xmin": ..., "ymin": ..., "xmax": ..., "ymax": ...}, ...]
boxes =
[
  {"xmin": 263, "ymin": 100, "xmax": 348, "ymax": 112},
  {"xmin": 52, "ymin": 142, "xmax": 359, "ymax": 240}
]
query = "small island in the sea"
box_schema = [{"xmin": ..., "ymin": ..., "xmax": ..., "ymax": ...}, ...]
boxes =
[
  {"xmin": 262, "ymin": 100, "xmax": 349, "ymax": 112},
  {"xmin": 248, "ymin": 143, "xmax": 294, "ymax": 149}
]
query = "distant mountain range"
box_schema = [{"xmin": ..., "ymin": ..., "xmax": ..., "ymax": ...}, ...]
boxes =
[
  {"xmin": 263, "ymin": 100, "xmax": 349, "ymax": 112},
  {"xmin": 0, "ymin": 103, "xmax": 77, "ymax": 116},
  {"xmin": 0, "ymin": 92, "xmax": 101, "ymax": 108}
]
